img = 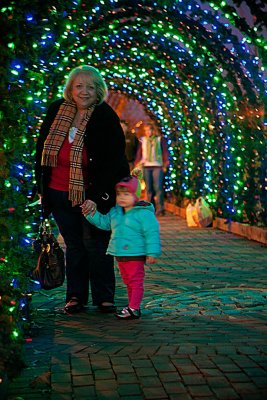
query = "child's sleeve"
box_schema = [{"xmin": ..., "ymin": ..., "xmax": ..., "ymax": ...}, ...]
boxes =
[{"xmin": 85, "ymin": 210, "xmax": 112, "ymax": 231}]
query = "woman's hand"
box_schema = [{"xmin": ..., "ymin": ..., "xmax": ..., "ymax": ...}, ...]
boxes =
[{"xmin": 81, "ymin": 200, "xmax": 97, "ymax": 216}]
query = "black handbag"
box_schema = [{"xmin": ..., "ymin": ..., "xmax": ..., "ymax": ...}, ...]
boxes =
[{"xmin": 32, "ymin": 219, "xmax": 65, "ymax": 290}]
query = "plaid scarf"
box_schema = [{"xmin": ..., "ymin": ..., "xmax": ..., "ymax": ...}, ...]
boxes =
[{"xmin": 41, "ymin": 101, "xmax": 95, "ymax": 206}]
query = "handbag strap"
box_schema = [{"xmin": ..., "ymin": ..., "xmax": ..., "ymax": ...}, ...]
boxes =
[{"xmin": 39, "ymin": 206, "xmax": 52, "ymax": 236}]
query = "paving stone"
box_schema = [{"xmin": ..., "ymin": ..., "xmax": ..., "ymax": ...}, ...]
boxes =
[
  {"xmin": 119, "ymin": 397, "xmax": 145, "ymax": 400},
  {"xmin": 162, "ymin": 381, "xmax": 189, "ymax": 394},
  {"xmin": 206, "ymin": 376, "xmax": 230, "ymax": 387},
  {"xmin": 116, "ymin": 374, "xmax": 139, "ymax": 385},
  {"xmin": 117, "ymin": 383, "xmax": 142, "ymax": 396},
  {"xmin": 95, "ymin": 379, "xmax": 118, "ymax": 390},
  {"xmin": 111, "ymin": 356, "xmax": 132, "ymax": 365},
  {"xmin": 244, "ymin": 367, "xmax": 267, "ymax": 377},
  {"xmin": 217, "ymin": 364, "xmax": 242, "ymax": 373},
  {"xmin": 187, "ymin": 384, "xmax": 214, "ymax": 396},
  {"xmin": 73, "ymin": 386, "xmax": 96, "ymax": 397},
  {"xmin": 51, "ymin": 364, "xmax": 70, "ymax": 373},
  {"xmin": 138, "ymin": 376, "xmax": 163, "ymax": 387},
  {"xmin": 96, "ymin": 391, "xmax": 120, "ymax": 399},
  {"xmin": 229, "ymin": 355, "xmax": 259, "ymax": 368},
  {"xmin": 94, "ymin": 369, "xmax": 116, "ymax": 380},
  {"xmin": 171, "ymin": 363, "xmax": 200, "ymax": 375},
  {"xmin": 231, "ymin": 382, "xmax": 263, "ymax": 394},
  {"xmin": 131, "ymin": 359, "xmax": 154, "ymax": 368},
  {"xmin": 72, "ymin": 374, "xmax": 94, "ymax": 386},
  {"xmin": 51, "ymin": 394, "xmax": 72, "ymax": 400},
  {"xmin": 193, "ymin": 397, "xmax": 216, "ymax": 400},
  {"xmin": 182, "ymin": 374, "xmax": 208, "ymax": 385},
  {"xmin": 237, "ymin": 394, "xmax": 267, "ymax": 400},
  {"xmin": 200, "ymin": 368, "xmax": 225, "ymax": 377},
  {"xmin": 142, "ymin": 386, "xmax": 168, "ymax": 399},
  {"xmin": 51, "ymin": 382, "xmax": 72, "ymax": 394},
  {"xmin": 169, "ymin": 394, "xmax": 192, "ymax": 400},
  {"xmin": 212, "ymin": 386, "xmax": 243, "ymax": 399},
  {"xmin": 135, "ymin": 367, "xmax": 158, "ymax": 377},
  {"xmin": 225, "ymin": 372, "xmax": 252, "ymax": 383},
  {"xmin": 152, "ymin": 361, "xmax": 177, "ymax": 373},
  {"xmin": 51, "ymin": 372, "xmax": 72, "ymax": 383},
  {"xmin": 158, "ymin": 372, "xmax": 182, "ymax": 382},
  {"xmin": 251, "ymin": 376, "xmax": 267, "ymax": 388},
  {"xmin": 112, "ymin": 364, "xmax": 135, "ymax": 374}
]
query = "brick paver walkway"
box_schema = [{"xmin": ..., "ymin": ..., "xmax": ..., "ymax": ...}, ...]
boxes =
[{"xmin": 7, "ymin": 214, "xmax": 267, "ymax": 399}]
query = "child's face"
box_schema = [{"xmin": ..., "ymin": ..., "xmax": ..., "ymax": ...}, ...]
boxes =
[{"xmin": 116, "ymin": 189, "xmax": 136, "ymax": 210}]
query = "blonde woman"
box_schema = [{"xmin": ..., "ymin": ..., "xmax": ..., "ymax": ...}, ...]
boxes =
[{"xmin": 35, "ymin": 65, "xmax": 129, "ymax": 313}]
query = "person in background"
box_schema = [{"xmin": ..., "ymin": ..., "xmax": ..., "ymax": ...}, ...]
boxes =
[
  {"xmin": 120, "ymin": 120, "xmax": 139, "ymax": 172},
  {"xmin": 81, "ymin": 169, "xmax": 161, "ymax": 320},
  {"xmin": 135, "ymin": 123, "xmax": 169, "ymax": 216},
  {"xmin": 35, "ymin": 65, "xmax": 129, "ymax": 314}
]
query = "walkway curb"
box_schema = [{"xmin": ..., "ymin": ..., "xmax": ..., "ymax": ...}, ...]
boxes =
[{"xmin": 165, "ymin": 202, "xmax": 267, "ymax": 245}]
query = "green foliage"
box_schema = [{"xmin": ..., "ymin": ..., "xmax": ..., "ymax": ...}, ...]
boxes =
[{"xmin": 0, "ymin": 269, "xmax": 27, "ymax": 380}]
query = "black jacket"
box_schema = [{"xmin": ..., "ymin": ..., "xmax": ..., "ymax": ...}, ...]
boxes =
[{"xmin": 35, "ymin": 98, "xmax": 129, "ymax": 213}]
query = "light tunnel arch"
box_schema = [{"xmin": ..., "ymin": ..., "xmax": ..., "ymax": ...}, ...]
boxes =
[{"xmin": 6, "ymin": 0, "xmax": 265, "ymax": 225}]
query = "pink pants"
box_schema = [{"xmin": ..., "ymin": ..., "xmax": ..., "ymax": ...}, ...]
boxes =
[{"xmin": 118, "ymin": 260, "xmax": 145, "ymax": 310}]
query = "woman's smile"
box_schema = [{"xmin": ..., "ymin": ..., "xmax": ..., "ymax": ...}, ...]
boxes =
[{"xmin": 71, "ymin": 74, "xmax": 97, "ymax": 109}]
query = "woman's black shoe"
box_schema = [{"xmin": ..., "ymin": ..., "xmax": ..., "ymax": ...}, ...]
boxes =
[
  {"xmin": 64, "ymin": 297, "xmax": 83, "ymax": 314},
  {"xmin": 98, "ymin": 304, "xmax": 117, "ymax": 313}
]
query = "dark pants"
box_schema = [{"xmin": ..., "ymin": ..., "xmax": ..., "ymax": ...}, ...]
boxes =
[
  {"xmin": 143, "ymin": 167, "xmax": 164, "ymax": 213},
  {"xmin": 46, "ymin": 188, "xmax": 115, "ymax": 306}
]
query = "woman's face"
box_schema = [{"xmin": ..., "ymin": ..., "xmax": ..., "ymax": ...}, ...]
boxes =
[
  {"xmin": 71, "ymin": 73, "xmax": 97, "ymax": 110},
  {"xmin": 144, "ymin": 125, "xmax": 154, "ymax": 137}
]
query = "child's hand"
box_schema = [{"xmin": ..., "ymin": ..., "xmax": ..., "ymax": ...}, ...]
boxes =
[
  {"xmin": 81, "ymin": 200, "xmax": 97, "ymax": 216},
  {"xmin": 146, "ymin": 256, "xmax": 156, "ymax": 264}
]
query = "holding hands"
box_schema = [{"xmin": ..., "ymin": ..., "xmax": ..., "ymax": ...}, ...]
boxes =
[{"xmin": 81, "ymin": 199, "xmax": 97, "ymax": 216}]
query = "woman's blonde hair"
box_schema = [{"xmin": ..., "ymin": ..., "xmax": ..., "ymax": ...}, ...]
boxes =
[{"xmin": 63, "ymin": 65, "xmax": 108, "ymax": 105}]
